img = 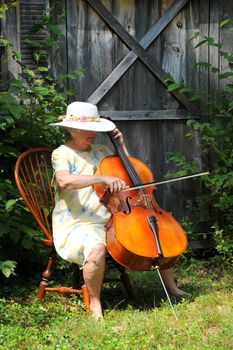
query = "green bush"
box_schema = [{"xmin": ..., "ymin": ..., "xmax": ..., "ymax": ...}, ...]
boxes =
[
  {"xmin": 0, "ymin": 3, "xmax": 83, "ymax": 278},
  {"xmin": 166, "ymin": 20, "xmax": 233, "ymax": 263}
]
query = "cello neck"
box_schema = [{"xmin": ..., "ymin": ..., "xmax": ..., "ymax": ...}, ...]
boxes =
[{"xmin": 107, "ymin": 131, "xmax": 142, "ymax": 186}]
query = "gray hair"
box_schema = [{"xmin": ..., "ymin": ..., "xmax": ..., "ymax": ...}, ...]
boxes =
[{"xmin": 64, "ymin": 127, "xmax": 79, "ymax": 140}]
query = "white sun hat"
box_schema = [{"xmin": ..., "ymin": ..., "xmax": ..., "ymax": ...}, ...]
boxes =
[{"xmin": 51, "ymin": 101, "xmax": 116, "ymax": 132}]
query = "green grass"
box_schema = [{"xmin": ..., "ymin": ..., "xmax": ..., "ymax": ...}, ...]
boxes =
[{"xmin": 0, "ymin": 259, "xmax": 232, "ymax": 350}]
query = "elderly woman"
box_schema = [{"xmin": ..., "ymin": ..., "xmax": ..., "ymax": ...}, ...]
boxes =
[{"xmin": 51, "ymin": 102, "xmax": 189, "ymax": 320}]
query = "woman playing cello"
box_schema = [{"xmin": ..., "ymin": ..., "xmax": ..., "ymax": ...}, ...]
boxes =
[{"xmin": 50, "ymin": 101, "xmax": 189, "ymax": 320}]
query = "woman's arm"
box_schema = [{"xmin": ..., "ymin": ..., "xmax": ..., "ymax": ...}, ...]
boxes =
[{"xmin": 55, "ymin": 171, "xmax": 127, "ymax": 194}]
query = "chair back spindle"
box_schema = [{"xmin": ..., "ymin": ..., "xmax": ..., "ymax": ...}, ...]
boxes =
[{"xmin": 15, "ymin": 147, "xmax": 54, "ymax": 243}]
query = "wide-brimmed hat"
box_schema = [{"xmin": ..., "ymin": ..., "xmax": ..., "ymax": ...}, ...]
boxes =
[{"xmin": 51, "ymin": 101, "xmax": 116, "ymax": 132}]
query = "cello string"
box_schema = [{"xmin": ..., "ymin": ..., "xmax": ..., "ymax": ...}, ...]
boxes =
[
  {"xmin": 156, "ymin": 268, "xmax": 178, "ymax": 321},
  {"xmin": 110, "ymin": 135, "xmax": 157, "ymax": 210},
  {"xmin": 113, "ymin": 137, "xmax": 142, "ymax": 185},
  {"xmin": 113, "ymin": 138, "xmax": 154, "ymax": 209}
]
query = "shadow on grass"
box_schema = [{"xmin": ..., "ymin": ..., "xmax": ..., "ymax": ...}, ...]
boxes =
[
  {"xmin": 101, "ymin": 269, "xmax": 195, "ymax": 313},
  {"xmin": 101, "ymin": 257, "xmax": 232, "ymax": 312},
  {"xmin": 1, "ymin": 257, "xmax": 230, "ymax": 315}
]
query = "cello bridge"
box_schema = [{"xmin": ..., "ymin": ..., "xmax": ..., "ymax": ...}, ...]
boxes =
[{"xmin": 136, "ymin": 194, "xmax": 153, "ymax": 209}]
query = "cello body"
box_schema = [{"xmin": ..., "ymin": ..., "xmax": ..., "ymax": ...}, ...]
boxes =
[{"xmin": 94, "ymin": 154, "xmax": 188, "ymax": 271}]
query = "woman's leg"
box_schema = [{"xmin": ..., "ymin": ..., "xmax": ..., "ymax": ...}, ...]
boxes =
[
  {"xmin": 160, "ymin": 268, "xmax": 190, "ymax": 297},
  {"xmin": 83, "ymin": 244, "xmax": 106, "ymax": 319}
]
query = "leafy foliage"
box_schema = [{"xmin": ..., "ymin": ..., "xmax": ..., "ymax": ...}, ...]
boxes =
[
  {"xmin": 0, "ymin": 3, "xmax": 83, "ymax": 277},
  {"xmin": 0, "ymin": 260, "xmax": 16, "ymax": 278},
  {"xmin": 166, "ymin": 22, "xmax": 233, "ymax": 263}
]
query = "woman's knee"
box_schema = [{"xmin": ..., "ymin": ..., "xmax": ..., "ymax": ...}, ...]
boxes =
[
  {"xmin": 88, "ymin": 244, "xmax": 106, "ymax": 264},
  {"xmin": 93, "ymin": 244, "xmax": 106, "ymax": 258}
]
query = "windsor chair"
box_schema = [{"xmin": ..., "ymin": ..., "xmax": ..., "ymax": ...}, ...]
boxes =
[{"xmin": 14, "ymin": 147, "xmax": 90, "ymax": 311}]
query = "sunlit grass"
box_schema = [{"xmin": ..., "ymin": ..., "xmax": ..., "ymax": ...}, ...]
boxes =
[{"xmin": 0, "ymin": 259, "xmax": 232, "ymax": 350}]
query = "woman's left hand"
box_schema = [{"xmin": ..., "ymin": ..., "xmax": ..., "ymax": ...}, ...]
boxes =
[
  {"xmin": 111, "ymin": 127, "xmax": 129, "ymax": 156},
  {"xmin": 112, "ymin": 128, "xmax": 124, "ymax": 147}
]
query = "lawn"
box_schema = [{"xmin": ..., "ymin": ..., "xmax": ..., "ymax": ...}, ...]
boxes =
[{"xmin": 0, "ymin": 258, "xmax": 232, "ymax": 350}]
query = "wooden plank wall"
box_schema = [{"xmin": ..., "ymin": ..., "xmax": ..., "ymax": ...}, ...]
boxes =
[{"xmin": 7, "ymin": 0, "xmax": 233, "ymax": 220}]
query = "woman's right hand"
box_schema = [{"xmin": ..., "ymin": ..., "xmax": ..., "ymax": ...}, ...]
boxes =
[{"xmin": 101, "ymin": 176, "xmax": 127, "ymax": 194}]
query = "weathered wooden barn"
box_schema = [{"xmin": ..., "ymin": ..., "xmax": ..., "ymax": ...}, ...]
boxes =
[{"xmin": 1, "ymin": 0, "xmax": 232, "ymax": 220}]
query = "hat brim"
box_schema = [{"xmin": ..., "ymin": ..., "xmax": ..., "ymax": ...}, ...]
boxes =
[{"xmin": 50, "ymin": 118, "xmax": 116, "ymax": 132}]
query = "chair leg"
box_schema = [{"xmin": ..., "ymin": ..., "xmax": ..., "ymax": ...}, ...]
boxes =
[
  {"xmin": 72, "ymin": 264, "xmax": 83, "ymax": 289},
  {"xmin": 81, "ymin": 284, "xmax": 90, "ymax": 312},
  {"xmin": 38, "ymin": 249, "xmax": 55, "ymax": 302},
  {"xmin": 38, "ymin": 280, "xmax": 47, "ymax": 302},
  {"xmin": 72, "ymin": 264, "xmax": 90, "ymax": 312},
  {"xmin": 111, "ymin": 258, "xmax": 133, "ymax": 298},
  {"xmin": 119, "ymin": 268, "xmax": 133, "ymax": 298}
]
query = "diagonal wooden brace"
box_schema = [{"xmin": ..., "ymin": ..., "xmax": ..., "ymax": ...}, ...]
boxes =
[{"xmin": 86, "ymin": 0, "xmax": 194, "ymax": 110}]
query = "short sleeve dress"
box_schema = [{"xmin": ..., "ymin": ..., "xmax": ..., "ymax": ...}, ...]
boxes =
[{"xmin": 51, "ymin": 144, "xmax": 113, "ymax": 267}]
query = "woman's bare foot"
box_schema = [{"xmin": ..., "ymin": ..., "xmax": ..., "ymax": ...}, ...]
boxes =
[
  {"xmin": 160, "ymin": 269, "xmax": 191, "ymax": 298},
  {"xmin": 168, "ymin": 287, "xmax": 191, "ymax": 298},
  {"xmin": 90, "ymin": 302, "xmax": 103, "ymax": 320}
]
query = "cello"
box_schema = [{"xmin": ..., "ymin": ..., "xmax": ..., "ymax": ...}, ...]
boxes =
[{"xmin": 94, "ymin": 130, "xmax": 188, "ymax": 273}]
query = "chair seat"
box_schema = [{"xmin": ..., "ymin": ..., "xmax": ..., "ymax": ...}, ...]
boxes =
[{"xmin": 42, "ymin": 239, "xmax": 54, "ymax": 247}]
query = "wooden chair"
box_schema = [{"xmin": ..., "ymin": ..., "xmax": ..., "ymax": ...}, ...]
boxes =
[
  {"xmin": 14, "ymin": 147, "xmax": 133, "ymax": 311},
  {"xmin": 14, "ymin": 147, "xmax": 90, "ymax": 311}
]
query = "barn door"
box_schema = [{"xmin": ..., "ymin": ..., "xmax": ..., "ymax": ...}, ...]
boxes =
[
  {"xmin": 65, "ymin": 0, "xmax": 195, "ymax": 120},
  {"xmin": 86, "ymin": 0, "xmax": 192, "ymax": 109}
]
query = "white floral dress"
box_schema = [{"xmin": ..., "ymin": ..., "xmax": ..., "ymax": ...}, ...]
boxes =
[{"xmin": 51, "ymin": 144, "xmax": 112, "ymax": 267}]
